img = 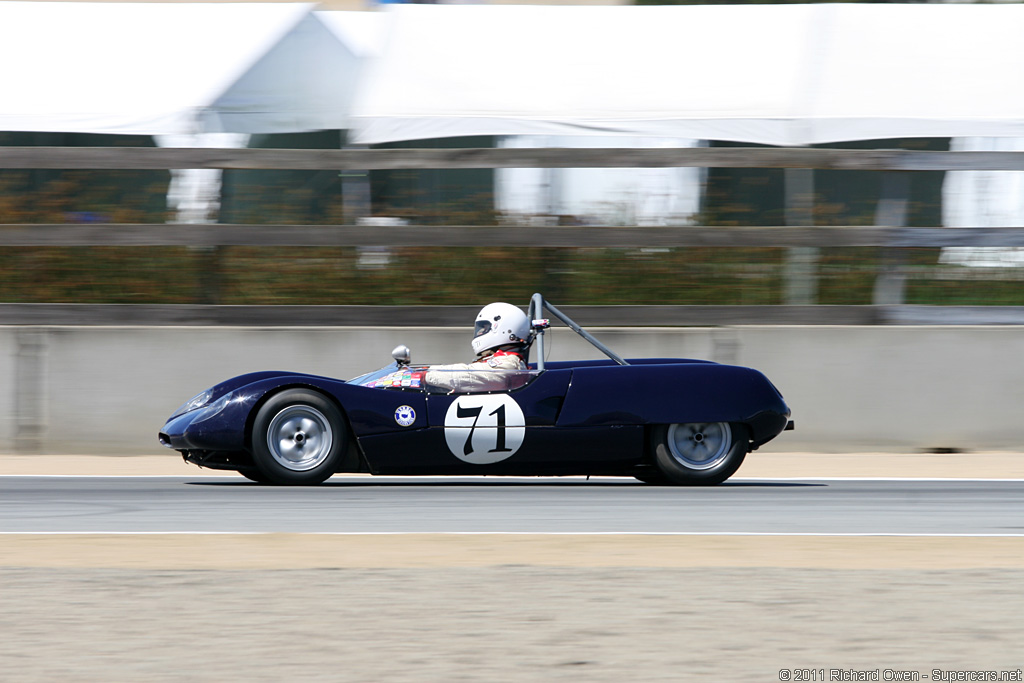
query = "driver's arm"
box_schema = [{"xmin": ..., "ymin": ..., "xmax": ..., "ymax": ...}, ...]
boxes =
[{"xmin": 425, "ymin": 359, "xmax": 522, "ymax": 393}]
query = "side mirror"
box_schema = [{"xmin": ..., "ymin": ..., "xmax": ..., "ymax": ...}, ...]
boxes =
[{"xmin": 392, "ymin": 344, "xmax": 411, "ymax": 366}]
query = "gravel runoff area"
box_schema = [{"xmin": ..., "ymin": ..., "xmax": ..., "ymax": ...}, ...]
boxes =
[
  {"xmin": 1, "ymin": 562, "xmax": 1022, "ymax": 682},
  {"xmin": 2, "ymin": 453, "xmax": 1023, "ymax": 681}
]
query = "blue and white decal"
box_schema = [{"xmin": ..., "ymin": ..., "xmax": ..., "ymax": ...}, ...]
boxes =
[
  {"xmin": 394, "ymin": 405, "xmax": 417, "ymax": 427},
  {"xmin": 444, "ymin": 394, "xmax": 525, "ymax": 464}
]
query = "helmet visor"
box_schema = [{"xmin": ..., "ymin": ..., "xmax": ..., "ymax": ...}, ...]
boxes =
[{"xmin": 474, "ymin": 320, "xmax": 492, "ymax": 338}]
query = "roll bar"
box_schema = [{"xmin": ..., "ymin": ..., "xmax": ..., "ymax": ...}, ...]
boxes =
[{"xmin": 527, "ymin": 292, "xmax": 629, "ymax": 371}]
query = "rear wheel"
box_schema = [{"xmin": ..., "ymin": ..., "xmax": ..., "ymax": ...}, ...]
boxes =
[
  {"xmin": 633, "ymin": 468, "xmax": 669, "ymax": 485},
  {"xmin": 251, "ymin": 389, "xmax": 347, "ymax": 485},
  {"xmin": 651, "ymin": 422, "xmax": 748, "ymax": 486}
]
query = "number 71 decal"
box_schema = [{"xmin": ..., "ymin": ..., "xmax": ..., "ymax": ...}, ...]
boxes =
[{"xmin": 443, "ymin": 394, "xmax": 526, "ymax": 464}]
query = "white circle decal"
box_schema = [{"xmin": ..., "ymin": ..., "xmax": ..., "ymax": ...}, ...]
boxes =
[
  {"xmin": 394, "ymin": 405, "xmax": 416, "ymax": 427},
  {"xmin": 444, "ymin": 394, "xmax": 525, "ymax": 464}
]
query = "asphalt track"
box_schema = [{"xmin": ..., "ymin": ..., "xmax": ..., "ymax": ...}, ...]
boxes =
[{"xmin": 2, "ymin": 475, "xmax": 1023, "ymax": 535}]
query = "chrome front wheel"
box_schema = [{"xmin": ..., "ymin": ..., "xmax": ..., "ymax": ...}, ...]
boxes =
[
  {"xmin": 251, "ymin": 389, "xmax": 347, "ymax": 485},
  {"xmin": 267, "ymin": 405, "xmax": 334, "ymax": 472}
]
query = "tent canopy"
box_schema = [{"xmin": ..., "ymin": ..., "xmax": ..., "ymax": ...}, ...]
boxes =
[
  {"xmin": 0, "ymin": 2, "xmax": 367, "ymax": 136},
  {"xmin": 350, "ymin": 3, "xmax": 1024, "ymax": 146},
  {"xmin": 5, "ymin": 2, "xmax": 1024, "ymax": 145},
  {"xmin": 199, "ymin": 9, "xmax": 389, "ymax": 135}
]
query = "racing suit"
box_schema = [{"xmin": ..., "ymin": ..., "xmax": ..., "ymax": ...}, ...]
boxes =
[{"xmin": 425, "ymin": 348, "xmax": 528, "ymax": 394}]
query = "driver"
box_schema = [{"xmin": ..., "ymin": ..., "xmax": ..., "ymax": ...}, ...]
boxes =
[{"xmin": 425, "ymin": 302, "xmax": 531, "ymax": 393}]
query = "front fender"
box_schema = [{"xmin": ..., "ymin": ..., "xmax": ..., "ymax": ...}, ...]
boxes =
[
  {"xmin": 231, "ymin": 375, "xmax": 429, "ymax": 439},
  {"xmin": 161, "ymin": 373, "xmax": 349, "ymax": 452},
  {"xmin": 159, "ymin": 392, "xmax": 257, "ymax": 451}
]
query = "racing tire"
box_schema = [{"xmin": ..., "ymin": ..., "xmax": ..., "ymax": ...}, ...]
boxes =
[
  {"xmin": 651, "ymin": 422, "xmax": 748, "ymax": 486},
  {"xmin": 633, "ymin": 469, "xmax": 670, "ymax": 485},
  {"xmin": 251, "ymin": 389, "xmax": 348, "ymax": 486},
  {"xmin": 237, "ymin": 468, "xmax": 272, "ymax": 484}
]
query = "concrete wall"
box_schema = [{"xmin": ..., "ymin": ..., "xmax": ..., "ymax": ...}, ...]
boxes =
[{"xmin": 2, "ymin": 324, "xmax": 1022, "ymax": 455}]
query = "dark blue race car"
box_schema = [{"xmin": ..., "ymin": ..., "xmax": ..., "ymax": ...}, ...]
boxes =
[{"xmin": 159, "ymin": 294, "xmax": 793, "ymax": 486}]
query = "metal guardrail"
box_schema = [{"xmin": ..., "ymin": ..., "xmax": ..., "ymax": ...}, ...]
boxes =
[
  {"xmin": 3, "ymin": 303, "xmax": 1024, "ymax": 327},
  {"xmin": 4, "ymin": 145, "xmax": 1024, "ymax": 324},
  {"xmin": 3, "ymin": 225, "xmax": 1024, "ymax": 248},
  {"xmin": 3, "ymin": 146, "xmax": 1024, "ymax": 171}
]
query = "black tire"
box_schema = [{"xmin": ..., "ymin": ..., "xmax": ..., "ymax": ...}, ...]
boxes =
[
  {"xmin": 237, "ymin": 468, "xmax": 271, "ymax": 484},
  {"xmin": 650, "ymin": 422, "xmax": 748, "ymax": 486},
  {"xmin": 633, "ymin": 469, "xmax": 670, "ymax": 485},
  {"xmin": 251, "ymin": 389, "xmax": 348, "ymax": 485}
]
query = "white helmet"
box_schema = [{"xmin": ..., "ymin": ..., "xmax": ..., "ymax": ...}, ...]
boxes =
[{"xmin": 471, "ymin": 302, "xmax": 530, "ymax": 356}]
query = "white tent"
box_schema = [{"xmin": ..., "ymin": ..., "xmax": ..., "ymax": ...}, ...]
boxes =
[
  {"xmin": 350, "ymin": 3, "xmax": 1024, "ymax": 230},
  {"xmin": 350, "ymin": 3, "xmax": 1024, "ymax": 147},
  {"xmin": 200, "ymin": 9, "xmax": 386, "ymax": 135},
  {"xmin": 165, "ymin": 8, "xmax": 383, "ymax": 221},
  {"xmin": 0, "ymin": 2, "xmax": 373, "ymax": 137},
  {"xmin": 3, "ymin": 3, "xmax": 1022, "ymax": 231},
  {"xmin": 0, "ymin": 3, "xmax": 380, "ymax": 221},
  {"xmin": 316, "ymin": 8, "xmax": 389, "ymax": 62},
  {"xmin": 0, "ymin": 2, "xmax": 308, "ymax": 136}
]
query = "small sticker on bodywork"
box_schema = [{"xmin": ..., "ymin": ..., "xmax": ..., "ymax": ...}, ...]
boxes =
[{"xmin": 394, "ymin": 405, "xmax": 416, "ymax": 427}]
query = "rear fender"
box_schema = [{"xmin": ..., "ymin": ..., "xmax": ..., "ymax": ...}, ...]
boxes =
[{"xmin": 557, "ymin": 363, "xmax": 789, "ymax": 432}]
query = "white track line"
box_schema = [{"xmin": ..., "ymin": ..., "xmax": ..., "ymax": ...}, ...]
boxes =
[
  {"xmin": 3, "ymin": 531, "xmax": 1024, "ymax": 537},
  {"xmin": 736, "ymin": 477, "xmax": 1024, "ymax": 483},
  {"xmin": 2, "ymin": 474, "xmax": 1024, "ymax": 482}
]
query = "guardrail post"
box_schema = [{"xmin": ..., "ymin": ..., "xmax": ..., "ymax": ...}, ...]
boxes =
[
  {"xmin": 341, "ymin": 144, "xmax": 371, "ymax": 225},
  {"xmin": 783, "ymin": 168, "xmax": 818, "ymax": 305},
  {"xmin": 14, "ymin": 328, "xmax": 47, "ymax": 454},
  {"xmin": 872, "ymin": 172, "xmax": 911, "ymax": 305},
  {"xmin": 194, "ymin": 246, "xmax": 222, "ymax": 305}
]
